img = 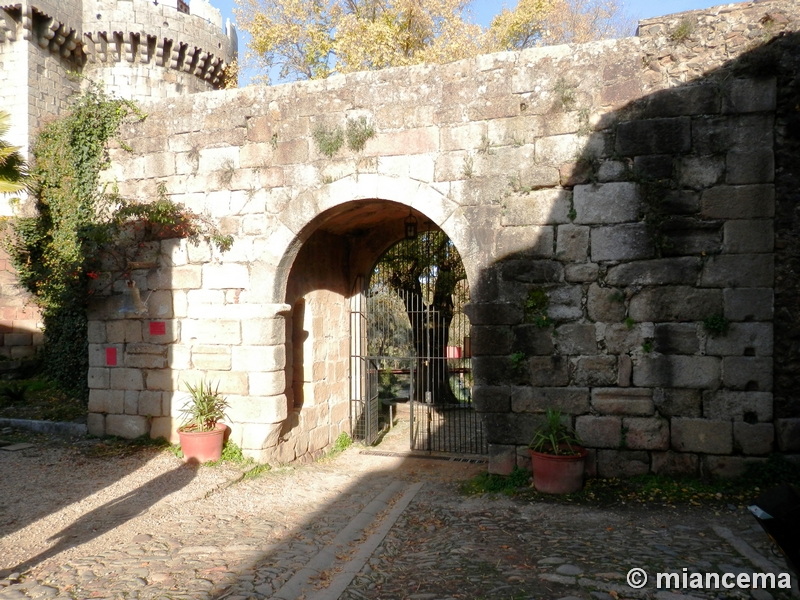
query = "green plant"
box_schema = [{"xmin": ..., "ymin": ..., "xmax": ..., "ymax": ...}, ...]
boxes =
[
  {"xmin": 270, "ymin": 132, "xmax": 279, "ymax": 149},
  {"xmin": 624, "ymin": 317, "xmax": 635, "ymax": 329},
  {"xmin": 459, "ymin": 466, "xmax": 531, "ymax": 496},
  {"xmin": 670, "ymin": 18, "xmax": 694, "ymax": 42},
  {"xmin": 312, "ymin": 123, "xmax": 345, "ymax": 157},
  {"xmin": 510, "ymin": 351, "xmax": 527, "ymax": 371},
  {"xmin": 703, "ymin": 314, "xmax": 730, "ymax": 337},
  {"xmin": 218, "ymin": 158, "xmax": 235, "ymax": 187},
  {"xmin": 178, "ymin": 380, "xmax": 230, "ymax": 432},
  {"xmin": 477, "ymin": 134, "xmax": 494, "ymax": 155},
  {"xmin": 529, "ymin": 409, "xmax": 582, "ymax": 456},
  {"xmin": 523, "ymin": 287, "xmax": 550, "ymax": 328},
  {"xmin": 345, "ymin": 116, "xmax": 375, "ymax": 152},
  {"xmin": 553, "ymin": 78, "xmax": 577, "ymax": 110},
  {"xmin": 0, "ymin": 381, "xmax": 29, "ymax": 404},
  {"xmin": 642, "ymin": 341, "xmax": 654, "ymax": 353},
  {"xmin": 462, "ymin": 155, "xmax": 474, "ymax": 178}
]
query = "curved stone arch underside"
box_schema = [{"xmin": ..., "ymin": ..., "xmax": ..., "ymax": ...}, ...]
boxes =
[{"xmin": 268, "ymin": 173, "xmax": 481, "ymax": 305}]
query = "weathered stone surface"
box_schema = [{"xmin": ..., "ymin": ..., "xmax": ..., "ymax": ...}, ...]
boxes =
[
  {"xmin": 472, "ymin": 326, "xmax": 513, "ymax": 355},
  {"xmin": 615, "ymin": 117, "xmax": 691, "ymax": 156},
  {"xmin": 723, "ymin": 288, "xmax": 773, "ymax": 321},
  {"xmin": 528, "ymin": 356, "xmax": 569, "ymax": 386},
  {"xmin": 554, "ymin": 323, "xmax": 596, "ymax": 355},
  {"xmin": 603, "ymin": 324, "xmax": 648, "ymax": 354},
  {"xmin": 679, "ymin": 155, "xmax": 724, "ymax": 190},
  {"xmin": 700, "ymin": 185, "xmax": 775, "ymax": 219},
  {"xmin": 502, "ymin": 189, "xmax": 572, "ymax": 225},
  {"xmin": 692, "ymin": 115, "xmax": 774, "ymax": 154},
  {"xmin": 564, "ymin": 263, "xmax": 599, "ymax": 282},
  {"xmin": 495, "ymin": 226, "xmax": 555, "ymax": 259},
  {"xmin": 705, "ymin": 323, "xmax": 773, "ymax": 356},
  {"xmin": 722, "ymin": 356, "xmax": 772, "ymax": 391},
  {"xmin": 500, "ymin": 260, "xmax": 563, "ymax": 284},
  {"xmin": 512, "ymin": 325, "xmax": 554, "ymax": 356},
  {"xmin": 591, "ymin": 388, "xmax": 654, "ymax": 416},
  {"xmin": 722, "ymin": 219, "xmax": 773, "ymax": 254},
  {"xmin": 464, "ymin": 303, "xmax": 524, "ymax": 326},
  {"xmin": 587, "ymin": 284, "xmax": 626, "ymax": 322},
  {"xmin": 671, "ymin": 418, "xmax": 732, "ymax": 454},
  {"xmin": 701, "ymin": 390, "xmax": 772, "ymax": 422},
  {"xmin": 703, "ymin": 456, "xmax": 767, "ymax": 479},
  {"xmin": 726, "ymin": 149, "xmax": 774, "ymax": 185},
  {"xmin": 547, "ymin": 285, "xmax": 583, "ymax": 320},
  {"xmin": 623, "ymin": 417, "xmax": 669, "ymax": 450},
  {"xmin": 597, "ymin": 449, "xmax": 650, "ymax": 478},
  {"xmin": 105, "ymin": 414, "xmax": 149, "ymax": 439},
  {"xmin": 87, "ymin": 413, "xmax": 106, "ymax": 437},
  {"xmin": 576, "ymin": 415, "xmax": 621, "ymax": 448},
  {"xmin": 633, "ymin": 355, "xmax": 720, "ymax": 389},
  {"xmin": 511, "ymin": 386, "xmax": 590, "ymax": 415},
  {"xmin": 650, "ymin": 325, "xmax": 697, "ymax": 356},
  {"xmin": 472, "ymin": 386, "xmax": 513, "ymax": 412},
  {"xmin": 733, "ymin": 422, "xmax": 774, "ymax": 455},
  {"xmin": 110, "ymin": 368, "xmax": 144, "ymax": 391},
  {"xmin": 573, "ymin": 182, "xmax": 640, "ymax": 225},
  {"xmin": 606, "ymin": 258, "xmax": 700, "ymax": 286},
  {"xmin": 651, "ymin": 451, "xmax": 699, "ymax": 476},
  {"xmin": 555, "ymin": 225, "xmax": 589, "ymax": 262},
  {"xmin": 629, "ymin": 287, "xmax": 722, "ymax": 322},
  {"xmin": 641, "ymin": 85, "xmax": 719, "ymax": 118},
  {"xmin": 722, "ymin": 77, "xmax": 776, "ymax": 114},
  {"xmin": 488, "ymin": 444, "xmax": 517, "ymax": 475},
  {"xmin": 591, "ymin": 224, "xmax": 654, "ymax": 261},
  {"xmin": 573, "ymin": 355, "xmax": 617, "ymax": 386},
  {"xmin": 653, "ymin": 388, "xmax": 703, "ymax": 417},
  {"xmin": 775, "ymin": 419, "xmax": 800, "ymax": 452},
  {"xmin": 618, "ymin": 355, "xmax": 632, "ymax": 387}
]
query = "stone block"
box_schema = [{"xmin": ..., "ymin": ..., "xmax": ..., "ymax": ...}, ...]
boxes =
[
  {"xmin": 144, "ymin": 369, "xmax": 179, "ymax": 392},
  {"xmin": 603, "ymin": 324, "xmax": 648, "ymax": 354},
  {"xmin": 88, "ymin": 367, "xmax": 109, "ymax": 389},
  {"xmin": 105, "ymin": 414, "xmax": 149, "ymax": 439},
  {"xmin": 723, "ymin": 288, "xmax": 773, "ymax": 322},
  {"xmin": 138, "ymin": 391, "xmax": 165, "ymax": 417},
  {"xmin": 633, "ymin": 154, "xmax": 673, "ymax": 180},
  {"xmin": 88, "ymin": 321, "xmax": 106, "ymax": 344},
  {"xmin": 654, "ymin": 324, "xmax": 699, "ymax": 355},
  {"xmin": 597, "ymin": 449, "xmax": 650, "ymax": 477},
  {"xmin": 528, "ymin": 356, "xmax": 569, "ymax": 386},
  {"xmin": 182, "ymin": 319, "xmax": 241, "ymax": 345},
  {"xmin": 618, "ymin": 355, "xmax": 632, "ymax": 387},
  {"xmin": 147, "ymin": 266, "xmax": 202, "ymax": 290},
  {"xmin": 511, "ymin": 325, "xmax": 553, "ymax": 356},
  {"xmin": 109, "ymin": 368, "xmax": 144, "ymax": 391},
  {"xmin": 702, "ymin": 390, "xmax": 772, "ymax": 422},
  {"xmin": 722, "ymin": 77, "xmax": 776, "ymax": 114},
  {"xmin": 629, "ymin": 287, "xmax": 722, "ymax": 322},
  {"xmin": 463, "ymin": 303, "xmax": 523, "ymax": 326},
  {"xmin": 722, "ymin": 220, "xmax": 773, "ymax": 254},
  {"xmin": 192, "ymin": 347, "xmax": 232, "ymax": 370},
  {"xmin": 495, "ymin": 226, "xmax": 554, "ymax": 259},
  {"xmin": 565, "ymin": 263, "xmax": 599, "ymax": 283},
  {"xmin": 671, "ymin": 418, "xmax": 732, "ymax": 454},
  {"xmin": 472, "ymin": 325, "xmax": 513, "ymax": 355},
  {"xmin": 473, "ymin": 356, "xmax": 519, "ymax": 386},
  {"xmin": 227, "ymin": 394, "xmax": 289, "ymax": 424},
  {"xmin": 149, "ymin": 417, "xmax": 177, "ymax": 442},
  {"xmin": 733, "ymin": 422, "xmax": 774, "ymax": 455},
  {"xmin": 596, "ymin": 160, "xmax": 628, "ymax": 182},
  {"xmin": 726, "ymin": 149, "xmax": 774, "ymax": 185},
  {"xmin": 555, "ymin": 225, "xmax": 589, "ymax": 262},
  {"xmin": 501, "ymin": 189, "xmax": 572, "ymax": 225},
  {"xmin": 488, "ymin": 444, "xmax": 517, "ymax": 475},
  {"xmin": 573, "ymin": 182, "xmax": 640, "ymax": 224},
  {"xmin": 679, "ymin": 155, "xmax": 724, "ymax": 190},
  {"xmin": 124, "ymin": 390, "xmax": 139, "ymax": 415},
  {"xmin": 554, "ymin": 323, "xmax": 596, "ymax": 355},
  {"xmin": 87, "ymin": 413, "xmax": 106, "ymax": 437},
  {"xmin": 232, "ymin": 345, "xmax": 286, "ymax": 372},
  {"xmin": 202, "ymin": 263, "xmax": 250, "ymax": 289},
  {"xmin": 651, "ymin": 451, "xmax": 699, "ymax": 476},
  {"xmin": 587, "ymin": 284, "xmax": 626, "ymax": 322},
  {"xmin": 576, "ymin": 415, "xmax": 621, "ymax": 448},
  {"xmin": 692, "ymin": 114, "xmax": 773, "ymax": 154},
  {"xmin": 240, "ymin": 421, "xmax": 283, "ymax": 452},
  {"xmin": 775, "ymin": 419, "xmax": 800, "ymax": 452},
  {"xmin": 633, "ymin": 355, "xmax": 720, "ymax": 389},
  {"xmin": 241, "ymin": 317, "xmax": 287, "ymax": 346},
  {"xmin": 591, "ymin": 388, "xmax": 654, "ymax": 416},
  {"xmin": 705, "ymin": 323, "xmax": 772, "ymax": 357},
  {"xmin": 654, "ymin": 388, "xmax": 702, "ymax": 418},
  {"xmin": 606, "ymin": 258, "xmax": 700, "ymax": 286},
  {"xmin": 722, "ymin": 357, "xmax": 772, "ymax": 391},
  {"xmin": 248, "ymin": 371, "xmax": 286, "ymax": 397},
  {"xmin": 500, "ymin": 260, "xmax": 563, "ymax": 284},
  {"xmin": 641, "ymin": 85, "xmax": 719, "ymax": 118},
  {"xmin": 616, "ymin": 116, "xmax": 692, "ymax": 155},
  {"xmin": 143, "ymin": 319, "xmax": 179, "ymax": 343},
  {"xmin": 511, "ymin": 386, "xmax": 590, "ymax": 415},
  {"xmin": 703, "ymin": 456, "xmax": 767, "ymax": 479},
  {"xmin": 591, "ymin": 224, "xmax": 654, "ymax": 262},
  {"xmin": 125, "ymin": 349, "xmax": 168, "ymax": 370},
  {"xmin": 472, "ymin": 386, "xmax": 512, "ymax": 412},
  {"xmin": 573, "ymin": 355, "xmax": 617, "ymax": 386},
  {"xmin": 147, "ymin": 290, "xmax": 174, "ymax": 319},
  {"xmin": 623, "ymin": 417, "xmax": 669, "ymax": 450},
  {"xmin": 204, "ymin": 371, "xmax": 249, "ymax": 395},
  {"xmin": 106, "ymin": 320, "xmax": 144, "ymax": 344},
  {"xmin": 547, "ymin": 285, "xmax": 583, "ymax": 321},
  {"xmin": 700, "ymin": 185, "xmax": 775, "ymax": 219}
]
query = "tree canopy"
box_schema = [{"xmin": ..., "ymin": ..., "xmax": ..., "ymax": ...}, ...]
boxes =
[{"xmin": 236, "ymin": 0, "xmax": 633, "ymax": 84}]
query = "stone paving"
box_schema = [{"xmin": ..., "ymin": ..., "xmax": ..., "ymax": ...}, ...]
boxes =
[{"xmin": 0, "ymin": 423, "xmax": 798, "ymax": 600}]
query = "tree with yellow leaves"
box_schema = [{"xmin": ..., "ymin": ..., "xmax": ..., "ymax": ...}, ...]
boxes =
[{"xmin": 236, "ymin": 0, "xmax": 632, "ymax": 84}]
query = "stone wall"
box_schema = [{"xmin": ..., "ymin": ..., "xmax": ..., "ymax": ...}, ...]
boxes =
[{"xmin": 82, "ymin": 0, "xmax": 800, "ymax": 469}]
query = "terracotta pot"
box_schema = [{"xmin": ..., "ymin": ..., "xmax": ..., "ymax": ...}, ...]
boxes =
[
  {"xmin": 529, "ymin": 445, "xmax": 587, "ymax": 494},
  {"xmin": 178, "ymin": 423, "xmax": 227, "ymax": 464}
]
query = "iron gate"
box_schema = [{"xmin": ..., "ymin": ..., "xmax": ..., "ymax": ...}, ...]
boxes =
[{"xmin": 352, "ymin": 230, "xmax": 487, "ymax": 455}]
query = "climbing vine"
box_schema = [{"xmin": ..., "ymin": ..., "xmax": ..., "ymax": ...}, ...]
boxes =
[{"xmin": 4, "ymin": 83, "xmax": 231, "ymax": 398}]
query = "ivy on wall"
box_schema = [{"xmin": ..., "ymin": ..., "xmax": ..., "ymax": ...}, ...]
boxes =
[{"xmin": 4, "ymin": 83, "xmax": 232, "ymax": 399}]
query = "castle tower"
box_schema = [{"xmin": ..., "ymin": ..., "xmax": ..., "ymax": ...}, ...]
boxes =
[{"xmin": 0, "ymin": 0, "xmax": 237, "ymax": 158}]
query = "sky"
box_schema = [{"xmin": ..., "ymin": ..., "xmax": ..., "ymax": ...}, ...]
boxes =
[{"xmin": 206, "ymin": 0, "xmax": 738, "ymax": 85}]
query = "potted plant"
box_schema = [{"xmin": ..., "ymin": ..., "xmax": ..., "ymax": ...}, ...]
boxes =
[
  {"xmin": 528, "ymin": 409, "xmax": 587, "ymax": 494},
  {"xmin": 177, "ymin": 380, "xmax": 230, "ymax": 464}
]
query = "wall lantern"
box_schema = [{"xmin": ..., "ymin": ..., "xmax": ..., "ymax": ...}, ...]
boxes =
[{"xmin": 404, "ymin": 213, "xmax": 418, "ymax": 239}]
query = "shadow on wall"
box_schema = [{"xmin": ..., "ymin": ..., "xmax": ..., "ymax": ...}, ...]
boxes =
[{"xmin": 471, "ymin": 30, "xmax": 799, "ymax": 478}]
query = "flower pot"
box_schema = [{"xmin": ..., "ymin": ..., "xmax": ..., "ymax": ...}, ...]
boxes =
[
  {"xmin": 178, "ymin": 423, "xmax": 227, "ymax": 464},
  {"xmin": 529, "ymin": 445, "xmax": 587, "ymax": 494}
]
